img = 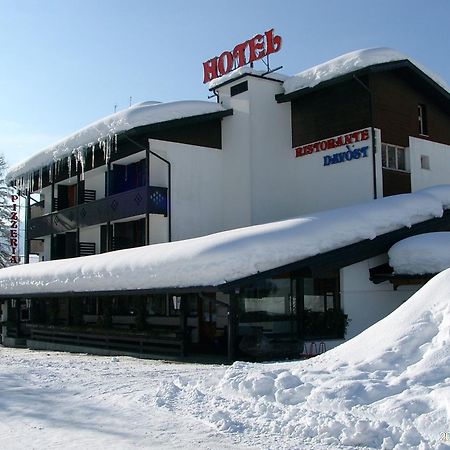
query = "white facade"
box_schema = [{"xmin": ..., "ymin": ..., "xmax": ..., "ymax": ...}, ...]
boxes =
[{"xmin": 18, "ymin": 70, "xmax": 450, "ymax": 354}]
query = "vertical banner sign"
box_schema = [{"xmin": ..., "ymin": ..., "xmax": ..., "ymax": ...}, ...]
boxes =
[{"xmin": 10, "ymin": 194, "xmax": 19, "ymax": 264}]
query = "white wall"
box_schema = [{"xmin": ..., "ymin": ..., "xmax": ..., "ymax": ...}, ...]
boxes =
[
  {"xmin": 149, "ymin": 215, "xmax": 169, "ymax": 244},
  {"xmin": 79, "ymin": 226, "xmax": 101, "ymax": 254},
  {"xmin": 218, "ymin": 75, "xmax": 381, "ymax": 226},
  {"xmin": 409, "ymin": 137, "xmax": 450, "ymax": 191},
  {"xmin": 43, "ymin": 236, "xmax": 51, "ymax": 261},
  {"xmin": 149, "ymin": 139, "xmax": 226, "ymax": 241},
  {"xmin": 340, "ymin": 255, "xmax": 420, "ymax": 339},
  {"xmin": 84, "ymin": 168, "xmax": 106, "ymax": 199},
  {"xmin": 41, "ymin": 185, "xmax": 52, "ymax": 214}
]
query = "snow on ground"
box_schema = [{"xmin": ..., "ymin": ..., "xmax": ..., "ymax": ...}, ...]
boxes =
[
  {"xmin": 155, "ymin": 268, "xmax": 450, "ymax": 450},
  {"xmin": 0, "ymin": 348, "xmax": 245, "ymax": 450},
  {"xmin": 1, "ymin": 185, "xmax": 450, "ymax": 296},
  {"xmin": 283, "ymin": 47, "xmax": 450, "ymax": 95},
  {"xmin": 2, "ymin": 268, "xmax": 450, "ymax": 449},
  {"xmin": 389, "ymin": 232, "xmax": 450, "ymax": 275}
]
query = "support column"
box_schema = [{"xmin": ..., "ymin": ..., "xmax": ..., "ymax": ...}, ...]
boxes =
[
  {"xmin": 76, "ymin": 171, "xmax": 81, "ymax": 257},
  {"xmin": 24, "ymin": 192, "xmax": 31, "ymax": 264},
  {"xmin": 106, "ymin": 160, "xmax": 112, "ymax": 252},
  {"xmin": 50, "ymin": 163, "xmax": 55, "ymax": 260},
  {"xmin": 180, "ymin": 295, "xmax": 188, "ymax": 357},
  {"xmin": 227, "ymin": 292, "xmax": 239, "ymax": 363},
  {"xmin": 145, "ymin": 147, "xmax": 150, "ymax": 245}
]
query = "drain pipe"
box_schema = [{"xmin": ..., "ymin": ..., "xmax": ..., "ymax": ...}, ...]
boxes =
[{"xmin": 353, "ymin": 74, "xmax": 378, "ymax": 199}]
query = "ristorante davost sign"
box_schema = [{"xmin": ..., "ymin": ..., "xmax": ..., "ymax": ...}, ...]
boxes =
[
  {"xmin": 202, "ymin": 29, "xmax": 282, "ymax": 83},
  {"xmin": 294, "ymin": 129, "xmax": 371, "ymax": 167}
]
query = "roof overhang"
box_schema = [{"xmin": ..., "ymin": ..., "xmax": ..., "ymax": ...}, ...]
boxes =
[
  {"xmin": 275, "ymin": 60, "xmax": 450, "ymax": 106},
  {"xmin": 125, "ymin": 108, "xmax": 233, "ymax": 137},
  {"xmin": 220, "ymin": 209, "xmax": 450, "ymax": 290}
]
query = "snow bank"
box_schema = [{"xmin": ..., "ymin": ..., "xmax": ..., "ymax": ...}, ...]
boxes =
[
  {"xmin": 0, "ymin": 185, "xmax": 450, "ymax": 296},
  {"xmin": 155, "ymin": 268, "xmax": 450, "ymax": 449},
  {"xmin": 389, "ymin": 232, "xmax": 450, "ymax": 275},
  {"xmin": 6, "ymin": 100, "xmax": 225, "ymax": 183},
  {"xmin": 283, "ymin": 47, "xmax": 450, "ymax": 95}
]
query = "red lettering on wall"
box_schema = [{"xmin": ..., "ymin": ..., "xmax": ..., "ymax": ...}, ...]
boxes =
[{"xmin": 294, "ymin": 129, "xmax": 370, "ymax": 158}]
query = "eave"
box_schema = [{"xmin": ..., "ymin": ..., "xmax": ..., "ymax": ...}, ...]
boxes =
[{"xmin": 275, "ymin": 60, "xmax": 450, "ymax": 106}]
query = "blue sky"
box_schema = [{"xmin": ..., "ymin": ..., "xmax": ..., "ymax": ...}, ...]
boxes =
[{"xmin": 1, "ymin": 0, "xmax": 449, "ymax": 167}]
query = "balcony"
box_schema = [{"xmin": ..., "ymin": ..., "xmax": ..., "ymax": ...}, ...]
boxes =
[{"xmin": 28, "ymin": 185, "xmax": 168, "ymax": 239}]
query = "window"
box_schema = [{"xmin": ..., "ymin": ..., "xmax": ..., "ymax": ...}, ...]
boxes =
[
  {"xmin": 239, "ymin": 279, "xmax": 293, "ymax": 319},
  {"xmin": 421, "ymin": 155, "xmax": 430, "ymax": 170},
  {"xmin": 230, "ymin": 81, "xmax": 248, "ymax": 97},
  {"xmin": 381, "ymin": 144, "xmax": 408, "ymax": 171},
  {"xmin": 147, "ymin": 294, "xmax": 167, "ymax": 316},
  {"xmin": 418, "ymin": 104, "xmax": 428, "ymax": 135},
  {"xmin": 302, "ymin": 277, "xmax": 346, "ymax": 339}
]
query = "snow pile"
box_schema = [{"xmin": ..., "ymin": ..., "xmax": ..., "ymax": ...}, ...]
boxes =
[
  {"xmin": 155, "ymin": 268, "xmax": 450, "ymax": 449},
  {"xmin": 283, "ymin": 47, "xmax": 450, "ymax": 95},
  {"xmin": 1, "ymin": 185, "xmax": 450, "ymax": 296},
  {"xmin": 6, "ymin": 100, "xmax": 225, "ymax": 183},
  {"xmin": 208, "ymin": 66, "xmax": 287, "ymax": 90},
  {"xmin": 389, "ymin": 232, "xmax": 450, "ymax": 275}
]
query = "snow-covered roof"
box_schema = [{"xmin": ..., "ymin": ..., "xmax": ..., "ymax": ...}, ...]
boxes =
[
  {"xmin": 6, "ymin": 100, "xmax": 226, "ymax": 183},
  {"xmin": 283, "ymin": 47, "xmax": 450, "ymax": 96},
  {"xmin": 1, "ymin": 185, "xmax": 450, "ymax": 296},
  {"xmin": 208, "ymin": 66, "xmax": 288, "ymax": 90},
  {"xmin": 389, "ymin": 232, "xmax": 450, "ymax": 275}
]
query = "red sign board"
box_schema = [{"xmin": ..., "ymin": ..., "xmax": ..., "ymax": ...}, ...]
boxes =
[
  {"xmin": 203, "ymin": 29, "xmax": 282, "ymax": 84},
  {"xmin": 10, "ymin": 194, "xmax": 19, "ymax": 264}
]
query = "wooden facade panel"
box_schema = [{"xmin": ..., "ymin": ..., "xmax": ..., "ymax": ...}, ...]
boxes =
[
  {"xmin": 382, "ymin": 168, "xmax": 411, "ymax": 197},
  {"xmin": 371, "ymin": 70, "xmax": 450, "ymax": 147},
  {"xmin": 291, "ymin": 79, "xmax": 371, "ymax": 147},
  {"xmin": 148, "ymin": 120, "xmax": 222, "ymax": 149}
]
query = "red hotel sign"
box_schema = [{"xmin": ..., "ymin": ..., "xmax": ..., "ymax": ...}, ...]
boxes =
[
  {"xmin": 10, "ymin": 194, "xmax": 19, "ymax": 264},
  {"xmin": 203, "ymin": 29, "xmax": 282, "ymax": 83}
]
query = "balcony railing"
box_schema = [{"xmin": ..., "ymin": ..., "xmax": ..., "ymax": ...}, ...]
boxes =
[{"xmin": 28, "ymin": 185, "xmax": 168, "ymax": 239}]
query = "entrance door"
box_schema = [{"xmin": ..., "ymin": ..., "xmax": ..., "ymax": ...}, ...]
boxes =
[{"xmin": 198, "ymin": 294, "xmax": 216, "ymax": 347}]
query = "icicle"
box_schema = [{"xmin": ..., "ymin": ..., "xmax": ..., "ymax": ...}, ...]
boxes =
[
  {"xmin": 101, "ymin": 140, "xmax": 106, "ymax": 163},
  {"xmin": 38, "ymin": 167, "xmax": 42, "ymax": 191},
  {"xmin": 67, "ymin": 155, "xmax": 72, "ymax": 177},
  {"xmin": 49, "ymin": 164, "xmax": 52, "ymax": 183},
  {"xmin": 91, "ymin": 144, "xmax": 95, "ymax": 169},
  {"xmin": 76, "ymin": 148, "xmax": 86, "ymax": 181},
  {"xmin": 114, "ymin": 134, "xmax": 118, "ymax": 153},
  {"xmin": 101, "ymin": 137, "xmax": 112, "ymax": 165}
]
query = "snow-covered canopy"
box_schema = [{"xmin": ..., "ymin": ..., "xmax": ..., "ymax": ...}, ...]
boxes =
[
  {"xmin": 389, "ymin": 232, "xmax": 450, "ymax": 275},
  {"xmin": 6, "ymin": 100, "xmax": 226, "ymax": 183},
  {"xmin": 0, "ymin": 185, "xmax": 450, "ymax": 296},
  {"xmin": 283, "ymin": 47, "xmax": 450, "ymax": 95}
]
